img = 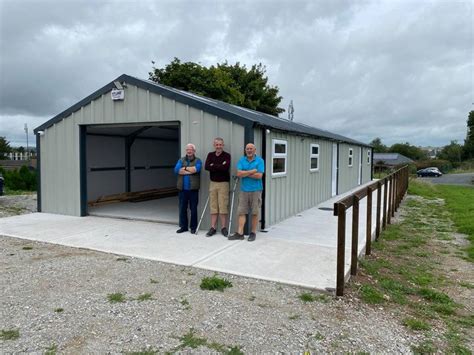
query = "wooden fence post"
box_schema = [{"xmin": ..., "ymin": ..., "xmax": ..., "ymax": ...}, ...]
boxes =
[
  {"xmin": 375, "ymin": 181, "xmax": 381, "ymax": 240},
  {"xmin": 391, "ymin": 172, "xmax": 396, "ymax": 217},
  {"xmin": 383, "ymin": 178, "xmax": 388, "ymax": 229},
  {"xmin": 366, "ymin": 186, "xmax": 373, "ymax": 255},
  {"xmin": 336, "ymin": 203, "xmax": 347, "ymax": 296},
  {"xmin": 351, "ymin": 196, "xmax": 359, "ymax": 276},
  {"xmin": 387, "ymin": 176, "xmax": 392, "ymax": 224}
]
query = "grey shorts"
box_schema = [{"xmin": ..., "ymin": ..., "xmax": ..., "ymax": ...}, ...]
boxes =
[{"xmin": 237, "ymin": 191, "xmax": 262, "ymax": 216}]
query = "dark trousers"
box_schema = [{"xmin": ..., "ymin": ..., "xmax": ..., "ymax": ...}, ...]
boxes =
[{"xmin": 178, "ymin": 190, "xmax": 199, "ymax": 230}]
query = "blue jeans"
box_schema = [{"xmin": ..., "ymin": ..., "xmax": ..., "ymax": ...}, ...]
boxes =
[{"xmin": 178, "ymin": 190, "xmax": 199, "ymax": 230}]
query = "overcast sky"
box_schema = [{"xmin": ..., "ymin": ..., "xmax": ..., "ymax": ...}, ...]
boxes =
[{"xmin": 0, "ymin": 0, "xmax": 472, "ymax": 148}]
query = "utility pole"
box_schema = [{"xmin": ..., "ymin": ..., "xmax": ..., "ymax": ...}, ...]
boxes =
[
  {"xmin": 288, "ymin": 100, "xmax": 294, "ymax": 121},
  {"xmin": 24, "ymin": 123, "xmax": 29, "ymax": 161}
]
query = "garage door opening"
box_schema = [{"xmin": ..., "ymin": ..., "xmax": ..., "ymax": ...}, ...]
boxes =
[{"xmin": 85, "ymin": 122, "xmax": 180, "ymax": 223}]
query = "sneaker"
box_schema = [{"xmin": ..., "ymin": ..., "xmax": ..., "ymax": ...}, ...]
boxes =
[
  {"xmin": 228, "ymin": 232, "xmax": 244, "ymax": 241},
  {"xmin": 176, "ymin": 227, "xmax": 188, "ymax": 233},
  {"xmin": 248, "ymin": 232, "xmax": 256, "ymax": 242},
  {"xmin": 191, "ymin": 229, "xmax": 196, "ymax": 234},
  {"xmin": 221, "ymin": 227, "xmax": 229, "ymax": 237},
  {"xmin": 206, "ymin": 227, "xmax": 217, "ymax": 237}
]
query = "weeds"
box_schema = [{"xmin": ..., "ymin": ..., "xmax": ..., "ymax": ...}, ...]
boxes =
[
  {"xmin": 54, "ymin": 308, "xmax": 64, "ymax": 313},
  {"xmin": 0, "ymin": 329, "xmax": 19, "ymax": 340},
  {"xmin": 298, "ymin": 293, "xmax": 316, "ymax": 302},
  {"xmin": 200, "ymin": 275, "xmax": 232, "ymax": 292},
  {"xmin": 403, "ymin": 317, "xmax": 431, "ymax": 331},
  {"xmin": 45, "ymin": 344, "xmax": 58, "ymax": 355},
  {"xmin": 137, "ymin": 293, "xmax": 153, "ymax": 302},
  {"xmin": 107, "ymin": 292, "xmax": 126, "ymax": 303},
  {"xmin": 22, "ymin": 246, "xmax": 33, "ymax": 250}
]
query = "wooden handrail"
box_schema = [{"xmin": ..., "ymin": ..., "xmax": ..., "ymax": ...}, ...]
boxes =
[{"xmin": 334, "ymin": 165, "xmax": 409, "ymax": 296}]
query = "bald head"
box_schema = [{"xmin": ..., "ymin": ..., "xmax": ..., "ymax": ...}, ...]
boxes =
[{"xmin": 245, "ymin": 143, "xmax": 256, "ymax": 159}]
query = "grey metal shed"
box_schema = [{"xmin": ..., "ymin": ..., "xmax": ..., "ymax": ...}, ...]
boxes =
[{"xmin": 34, "ymin": 74, "xmax": 372, "ymax": 230}]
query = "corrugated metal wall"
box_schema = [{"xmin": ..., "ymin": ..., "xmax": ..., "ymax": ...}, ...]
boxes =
[
  {"xmin": 264, "ymin": 130, "xmax": 333, "ymax": 226},
  {"xmin": 40, "ymin": 84, "xmax": 245, "ymax": 228},
  {"xmin": 362, "ymin": 147, "xmax": 372, "ymax": 183},
  {"xmin": 39, "ymin": 83, "xmax": 372, "ymax": 228},
  {"xmin": 337, "ymin": 143, "xmax": 364, "ymax": 194}
]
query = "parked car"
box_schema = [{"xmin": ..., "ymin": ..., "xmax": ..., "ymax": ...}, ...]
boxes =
[{"xmin": 417, "ymin": 167, "xmax": 442, "ymax": 177}]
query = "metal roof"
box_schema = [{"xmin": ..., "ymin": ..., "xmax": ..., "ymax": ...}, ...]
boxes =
[
  {"xmin": 35, "ymin": 74, "xmax": 370, "ymax": 147},
  {"xmin": 373, "ymin": 153, "xmax": 414, "ymax": 165}
]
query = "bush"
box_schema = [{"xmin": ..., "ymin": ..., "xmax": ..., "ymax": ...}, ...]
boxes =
[{"xmin": 0, "ymin": 166, "xmax": 36, "ymax": 191}]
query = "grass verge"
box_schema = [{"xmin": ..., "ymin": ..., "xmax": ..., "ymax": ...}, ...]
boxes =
[{"xmin": 352, "ymin": 179, "xmax": 473, "ymax": 353}]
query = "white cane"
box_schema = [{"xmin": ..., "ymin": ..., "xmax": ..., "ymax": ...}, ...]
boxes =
[
  {"xmin": 227, "ymin": 176, "xmax": 239, "ymax": 236},
  {"xmin": 195, "ymin": 196, "xmax": 210, "ymax": 235}
]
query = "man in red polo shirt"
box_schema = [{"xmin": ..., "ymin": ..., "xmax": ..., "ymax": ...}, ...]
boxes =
[{"xmin": 204, "ymin": 137, "xmax": 231, "ymax": 237}]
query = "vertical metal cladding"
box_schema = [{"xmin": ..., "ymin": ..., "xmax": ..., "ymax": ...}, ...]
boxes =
[
  {"xmin": 39, "ymin": 82, "xmax": 371, "ymax": 228},
  {"xmin": 39, "ymin": 83, "xmax": 245, "ymax": 224},
  {"xmin": 337, "ymin": 143, "xmax": 364, "ymax": 194},
  {"xmin": 264, "ymin": 131, "xmax": 333, "ymax": 226}
]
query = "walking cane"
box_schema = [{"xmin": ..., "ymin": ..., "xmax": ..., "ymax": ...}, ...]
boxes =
[
  {"xmin": 195, "ymin": 196, "xmax": 210, "ymax": 235},
  {"xmin": 227, "ymin": 176, "xmax": 239, "ymax": 236}
]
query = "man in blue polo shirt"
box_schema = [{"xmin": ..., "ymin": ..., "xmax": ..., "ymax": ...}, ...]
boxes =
[
  {"xmin": 174, "ymin": 143, "xmax": 202, "ymax": 234},
  {"xmin": 228, "ymin": 143, "xmax": 264, "ymax": 242}
]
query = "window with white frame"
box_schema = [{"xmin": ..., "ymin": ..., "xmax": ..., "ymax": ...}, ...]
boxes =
[
  {"xmin": 348, "ymin": 148, "xmax": 353, "ymax": 167},
  {"xmin": 310, "ymin": 144, "xmax": 319, "ymax": 171},
  {"xmin": 367, "ymin": 150, "xmax": 371, "ymax": 164},
  {"xmin": 272, "ymin": 139, "xmax": 287, "ymax": 176}
]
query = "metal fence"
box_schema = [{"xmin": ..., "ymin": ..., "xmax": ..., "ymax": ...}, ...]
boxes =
[{"xmin": 333, "ymin": 165, "xmax": 409, "ymax": 296}]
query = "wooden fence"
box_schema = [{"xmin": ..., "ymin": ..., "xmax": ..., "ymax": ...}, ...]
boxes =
[{"xmin": 333, "ymin": 165, "xmax": 409, "ymax": 296}]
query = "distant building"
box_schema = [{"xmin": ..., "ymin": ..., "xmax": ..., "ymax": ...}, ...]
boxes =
[
  {"xmin": 373, "ymin": 153, "xmax": 414, "ymax": 168},
  {"xmin": 419, "ymin": 146, "xmax": 440, "ymax": 159}
]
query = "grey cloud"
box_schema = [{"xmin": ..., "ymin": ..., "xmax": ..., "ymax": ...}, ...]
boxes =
[{"xmin": 0, "ymin": 0, "xmax": 471, "ymax": 148}]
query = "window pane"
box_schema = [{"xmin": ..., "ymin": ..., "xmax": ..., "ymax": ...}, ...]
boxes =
[
  {"xmin": 274, "ymin": 143, "xmax": 286, "ymax": 154},
  {"xmin": 273, "ymin": 158, "xmax": 286, "ymax": 173},
  {"xmin": 349, "ymin": 157, "xmax": 353, "ymax": 165},
  {"xmin": 311, "ymin": 158, "xmax": 318, "ymax": 169},
  {"xmin": 312, "ymin": 146, "xmax": 319, "ymax": 155}
]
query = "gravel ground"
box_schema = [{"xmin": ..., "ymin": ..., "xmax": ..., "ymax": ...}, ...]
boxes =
[
  {"xmin": 0, "ymin": 194, "xmax": 37, "ymax": 218},
  {"xmin": 1, "ymin": 195, "xmax": 422, "ymax": 353}
]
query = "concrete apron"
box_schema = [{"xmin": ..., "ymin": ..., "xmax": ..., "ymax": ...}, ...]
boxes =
[{"xmin": 0, "ymin": 181, "xmax": 387, "ymax": 292}]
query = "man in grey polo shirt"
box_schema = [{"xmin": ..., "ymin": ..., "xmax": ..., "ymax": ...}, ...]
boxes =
[{"xmin": 228, "ymin": 143, "xmax": 264, "ymax": 242}]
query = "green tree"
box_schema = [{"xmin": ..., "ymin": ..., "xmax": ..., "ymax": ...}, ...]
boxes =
[
  {"xmin": 389, "ymin": 142, "xmax": 427, "ymax": 161},
  {"xmin": 463, "ymin": 110, "xmax": 474, "ymax": 160},
  {"xmin": 438, "ymin": 140, "xmax": 463, "ymax": 166},
  {"xmin": 149, "ymin": 58, "xmax": 284, "ymax": 116},
  {"xmin": 370, "ymin": 137, "xmax": 388, "ymax": 153},
  {"xmin": 0, "ymin": 136, "xmax": 12, "ymax": 159}
]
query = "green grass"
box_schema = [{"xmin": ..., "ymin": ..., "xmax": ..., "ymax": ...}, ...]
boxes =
[
  {"xmin": 355, "ymin": 180, "xmax": 473, "ymax": 353},
  {"xmin": 54, "ymin": 308, "xmax": 64, "ymax": 313},
  {"xmin": 403, "ymin": 317, "xmax": 431, "ymax": 331},
  {"xmin": 200, "ymin": 275, "xmax": 232, "ymax": 292},
  {"xmin": 137, "ymin": 293, "xmax": 153, "ymax": 302},
  {"xmin": 45, "ymin": 344, "xmax": 58, "ymax": 355},
  {"xmin": 412, "ymin": 340, "xmax": 437, "ymax": 354},
  {"xmin": 298, "ymin": 292, "xmax": 316, "ymax": 302},
  {"xmin": 0, "ymin": 329, "xmax": 20, "ymax": 340},
  {"xmin": 22, "ymin": 246, "xmax": 33, "ymax": 250},
  {"xmin": 173, "ymin": 329, "xmax": 242, "ymax": 353},
  {"xmin": 149, "ymin": 278, "xmax": 159, "ymax": 284},
  {"xmin": 359, "ymin": 285, "xmax": 384, "ymax": 304},
  {"xmin": 107, "ymin": 292, "xmax": 126, "ymax": 303},
  {"xmin": 409, "ymin": 180, "xmax": 474, "ymax": 262}
]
